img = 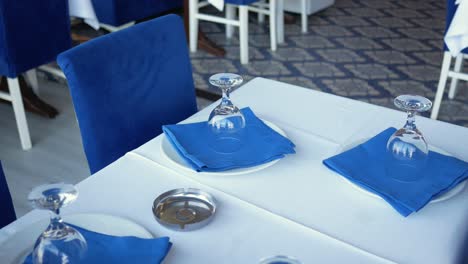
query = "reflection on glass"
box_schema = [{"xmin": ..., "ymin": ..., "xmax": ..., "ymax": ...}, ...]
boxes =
[
  {"xmin": 208, "ymin": 73, "xmax": 246, "ymax": 153},
  {"xmin": 28, "ymin": 183, "xmax": 87, "ymax": 264},
  {"xmin": 386, "ymin": 95, "xmax": 432, "ymax": 182}
]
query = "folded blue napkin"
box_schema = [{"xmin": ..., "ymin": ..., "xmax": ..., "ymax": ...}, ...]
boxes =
[
  {"xmin": 323, "ymin": 127, "xmax": 468, "ymax": 217},
  {"xmin": 163, "ymin": 107, "xmax": 295, "ymax": 172},
  {"xmin": 24, "ymin": 224, "xmax": 171, "ymax": 264}
]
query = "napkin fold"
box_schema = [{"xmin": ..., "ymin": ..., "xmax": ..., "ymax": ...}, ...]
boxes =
[
  {"xmin": 24, "ymin": 224, "xmax": 171, "ymax": 264},
  {"xmin": 163, "ymin": 107, "xmax": 295, "ymax": 172},
  {"xmin": 445, "ymin": 0, "xmax": 468, "ymax": 56},
  {"xmin": 323, "ymin": 128, "xmax": 468, "ymax": 217}
]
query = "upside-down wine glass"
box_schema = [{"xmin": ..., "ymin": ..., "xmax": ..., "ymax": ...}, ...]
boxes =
[
  {"xmin": 28, "ymin": 183, "xmax": 87, "ymax": 264},
  {"xmin": 386, "ymin": 95, "xmax": 432, "ymax": 182},
  {"xmin": 208, "ymin": 73, "xmax": 246, "ymax": 153}
]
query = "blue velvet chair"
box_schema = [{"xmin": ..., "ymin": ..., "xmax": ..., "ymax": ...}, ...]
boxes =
[
  {"xmin": 431, "ymin": 0, "xmax": 468, "ymax": 119},
  {"xmin": 58, "ymin": 14, "xmax": 198, "ymax": 174},
  {"xmin": 0, "ymin": 161, "xmax": 16, "ymax": 229},
  {"xmin": 91, "ymin": 0, "xmax": 184, "ymax": 27},
  {"xmin": 0, "ymin": 0, "xmax": 72, "ymax": 149}
]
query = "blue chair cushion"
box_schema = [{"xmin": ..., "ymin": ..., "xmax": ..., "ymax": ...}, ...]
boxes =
[
  {"xmin": 445, "ymin": 0, "xmax": 468, "ymax": 54},
  {"xmin": 91, "ymin": 0, "xmax": 184, "ymax": 26},
  {"xmin": 0, "ymin": 0, "xmax": 71, "ymax": 78},
  {"xmin": 0, "ymin": 161, "xmax": 16, "ymax": 228},
  {"xmin": 57, "ymin": 15, "xmax": 197, "ymax": 174}
]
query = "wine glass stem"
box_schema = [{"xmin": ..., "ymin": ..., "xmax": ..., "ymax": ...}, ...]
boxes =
[
  {"xmin": 220, "ymin": 88, "xmax": 231, "ymax": 106},
  {"xmin": 49, "ymin": 209, "xmax": 64, "ymax": 230},
  {"xmin": 404, "ymin": 110, "xmax": 416, "ymax": 130}
]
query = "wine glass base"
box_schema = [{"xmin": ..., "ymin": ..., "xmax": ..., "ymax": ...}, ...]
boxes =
[{"xmin": 210, "ymin": 137, "xmax": 243, "ymax": 154}]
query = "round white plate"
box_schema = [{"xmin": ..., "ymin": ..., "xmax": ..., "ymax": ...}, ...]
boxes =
[
  {"xmin": 0, "ymin": 213, "xmax": 154, "ymax": 264},
  {"xmin": 337, "ymin": 138, "xmax": 467, "ymax": 204},
  {"xmin": 161, "ymin": 120, "xmax": 288, "ymax": 176}
]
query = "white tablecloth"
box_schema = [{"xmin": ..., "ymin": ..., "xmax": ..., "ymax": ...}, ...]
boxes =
[
  {"xmin": 445, "ymin": 0, "xmax": 468, "ymax": 56},
  {"xmin": 1, "ymin": 78, "xmax": 467, "ymax": 263},
  {"xmin": 132, "ymin": 78, "xmax": 468, "ymax": 264},
  {"xmin": 0, "ymin": 153, "xmax": 392, "ymax": 263},
  {"xmin": 68, "ymin": 0, "xmax": 100, "ymax": 29}
]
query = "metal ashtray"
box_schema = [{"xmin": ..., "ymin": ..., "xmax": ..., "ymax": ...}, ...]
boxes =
[{"xmin": 152, "ymin": 188, "xmax": 216, "ymax": 231}]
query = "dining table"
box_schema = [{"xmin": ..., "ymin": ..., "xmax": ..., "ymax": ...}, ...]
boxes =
[{"xmin": 1, "ymin": 78, "xmax": 467, "ymax": 263}]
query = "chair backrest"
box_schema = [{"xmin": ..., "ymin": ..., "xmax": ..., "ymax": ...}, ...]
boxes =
[
  {"xmin": 91, "ymin": 0, "xmax": 183, "ymax": 26},
  {"xmin": 0, "ymin": 161, "xmax": 16, "ymax": 228},
  {"xmin": 0, "ymin": 0, "xmax": 71, "ymax": 77},
  {"xmin": 57, "ymin": 14, "xmax": 198, "ymax": 174}
]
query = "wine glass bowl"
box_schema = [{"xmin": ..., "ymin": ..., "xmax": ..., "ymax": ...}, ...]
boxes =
[
  {"xmin": 28, "ymin": 183, "xmax": 87, "ymax": 264},
  {"xmin": 208, "ymin": 73, "xmax": 246, "ymax": 153},
  {"xmin": 259, "ymin": 255, "xmax": 302, "ymax": 264},
  {"xmin": 386, "ymin": 95, "xmax": 432, "ymax": 182}
]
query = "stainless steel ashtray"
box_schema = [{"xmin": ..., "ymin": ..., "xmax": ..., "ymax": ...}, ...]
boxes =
[{"xmin": 152, "ymin": 188, "xmax": 216, "ymax": 231}]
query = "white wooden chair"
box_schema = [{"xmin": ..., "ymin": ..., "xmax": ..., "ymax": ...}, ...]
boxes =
[
  {"xmin": 260, "ymin": 0, "xmax": 307, "ymax": 33},
  {"xmin": 189, "ymin": 0, "xmax": 283, "ymax": 64},
  {"xmin": 431, "ymin": 52, "xmax": 467, "ymax": 119},
  {"xmin": 431, "ymin": 0, "xmax": 467, "ymax": 120}
]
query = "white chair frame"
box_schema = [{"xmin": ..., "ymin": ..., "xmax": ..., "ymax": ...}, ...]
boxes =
[
  {"xmin": 259, "ymin": 0, "xmax": 307, "ymax": 33},
  {"xmin": 0, "ymin": 66, "xmax": 66, "ymax": 150},
  {"xmin": 431, "ymin": 51, "xmax": 468, "ymax": 120},
  {"xmin": 189, "ymin": 0, "xmax": 284, "ymax": 64},
  {"xmin": 0, "ymin": 74, "xmax": 33, "ymax": 150},
  {"xmin": 299, "ymin": 0, "xmax": 307, "ymax": 33}
]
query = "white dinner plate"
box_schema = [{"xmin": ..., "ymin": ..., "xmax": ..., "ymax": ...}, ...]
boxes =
[
  {"xmin": 337, "ymin": 138, "xmax": 467, "ymax": 204},
  {"xmin": 0, "ymin": 213, "xmax": 154, "ymax": 264},
  {"xmin": 161, "ymin": 120, "xmax": 288, "ymax": 176}
]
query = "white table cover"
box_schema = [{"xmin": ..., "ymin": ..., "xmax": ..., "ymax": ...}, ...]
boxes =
[
  {"xmin": 1, "ymin": 78, "xmax": 467, "ymax": 264},
  {"xmin": 0, "ymin": 153, "xmax": 392, "ymax": 264},
  {"xmin": 445, "ymin": 0, "xmax": 468, "ymax": 56},
  {"xmin": 68, "ymin": 0, "xmax": 100, "ymax": 29},
  {"xmin": 132, "ymin": 78, "xmax": 468, "ymax": 264}
]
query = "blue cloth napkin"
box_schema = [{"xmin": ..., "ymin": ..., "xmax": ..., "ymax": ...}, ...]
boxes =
[
  {"xmin": 24, "ymin": 224, "xmax": 171, "ymax": 264},
  {"xmin": 163, "ymin": 107, "xmax": 295, "ymax": 172},
  {"xmin": 323, "ymin": 127, "xmax": 468, "ymax": 217}
]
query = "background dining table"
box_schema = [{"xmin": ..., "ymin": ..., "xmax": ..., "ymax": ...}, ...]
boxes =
[{"xmin": 1, "ymin": 78, "xmax": 467, "ymax": 263}]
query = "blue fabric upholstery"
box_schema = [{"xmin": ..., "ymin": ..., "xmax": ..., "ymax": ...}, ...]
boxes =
[
  {"xmin": 0, "ymin": 0, "xmax": 71, "ymax": 78},
  {"xmin": 91, "ymin": 0, "xmax": 183, "ymax": 26},
  {"xmin": 58, "ymin": 15, "xmax": 198, "ymax": 174},
  {"xmin": 0, "ymin": 161, "xmax": 16, "ymax": 228},
  {"xmin": 445, "ymin": 0, "xmax": 468, "ymax": 54},
  {"xmin": 224, "ymin": 0, "xmax": 258, "ymax": 5}
]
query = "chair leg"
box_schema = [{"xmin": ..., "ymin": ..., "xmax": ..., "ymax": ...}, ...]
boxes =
[
  {"xmin": 239, "ymin": 6, "xmax": 249, "ymax": 64},
  {"xmin": 301, "ymin": 0, "xmax": 308, "ymax": 33},
  {"xmin": 276, "ymin": 0, "xmax": 285, "ymax": 44},
  {"xmin": 431, "ymin": 52, "xmax": 452, "ymax": 120},
  {"xmin": 24, "ymin": 69, "xmax": 39, "ymax": 95},
  {"xmin": 258, "ymin": 0, "xmax": 266, "ymax": 23},
  {"xmin": 189, "ymin": 0, "xmax": 199, "ymax": 52},
  {"xmin": 226, "ymin": 4, "xmax": 236, "ymax": 39},
  {"xmin": 269, "ymin": 0, "xmax": 277, "ymax": 51},
  {"xmin": 7, "ymin": 78, "xmax": 32, "ymax": 150},
  {"xmin": 448, "ymin": 54, "xmax": 463, "ymax": 99}
]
